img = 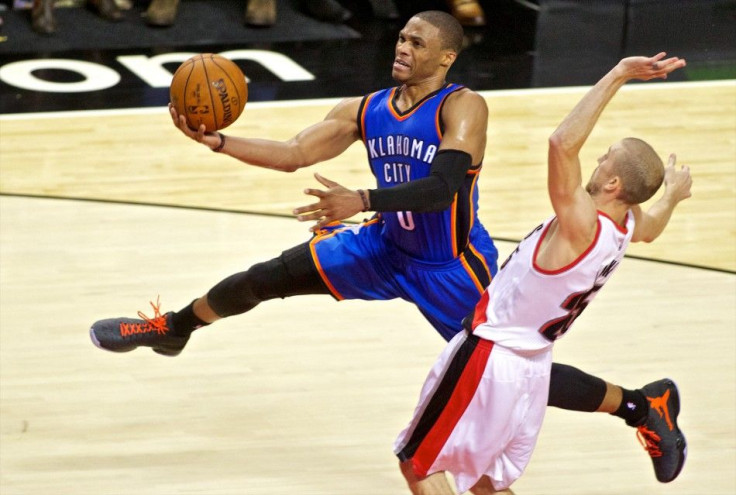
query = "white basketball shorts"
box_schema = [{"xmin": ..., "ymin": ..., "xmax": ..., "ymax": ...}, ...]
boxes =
[{"xmin": 394, "ymin": 331, "xmax": 552, "ymax": 492}]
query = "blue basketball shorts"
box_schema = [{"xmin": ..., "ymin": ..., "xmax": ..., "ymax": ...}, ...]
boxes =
[{"xmin": 308, "ymin": 219, "xmax": 498, "ymax": 341}]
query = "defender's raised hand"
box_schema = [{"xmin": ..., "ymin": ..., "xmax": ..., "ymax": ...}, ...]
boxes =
[
  {"xmin": 662, "ymin": 154, "xmax": 693, "ymax": 204},
  {"xmin": 616, "ymin": 52, "xmax": 687, "ymax": 81}
]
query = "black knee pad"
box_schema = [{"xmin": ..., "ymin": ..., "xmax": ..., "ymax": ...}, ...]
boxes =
[{"xmin": 207, "ymin": 242, "xmax": 329, "ymax": 317}]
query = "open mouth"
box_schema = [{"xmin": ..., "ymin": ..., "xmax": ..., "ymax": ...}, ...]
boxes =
[{"xmin": 393, "ymin": 58, "xmax": 410, "ymax": 70}]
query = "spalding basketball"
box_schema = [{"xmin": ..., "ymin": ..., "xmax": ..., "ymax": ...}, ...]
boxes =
[{"xmin": 170, "ymin": 54, "xmax": 248, "ymax": 132}]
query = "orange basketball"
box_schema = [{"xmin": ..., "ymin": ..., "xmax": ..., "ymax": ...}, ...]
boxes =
[{"xmin": 169, "ymin": 54, "xmax": 248, "ymax": 132}]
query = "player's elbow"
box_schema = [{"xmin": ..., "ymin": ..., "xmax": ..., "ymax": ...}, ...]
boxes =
[
  {"xmin": 280, "ymin": 141, "xmax": 313, "ymax": 172},
  {"xmin": 267, "ymin": 159, "xmax": 301, "ymax": 173},
  {"xmin": 279, "ymin": 163, "xmax": 301, "ymax": 173},
  {"xmin": 549, "ymin": 131, "xmax": 586, "ymax": 162},
  {"xmin": 548, "ymin": 134, "xmax": 572, "ymax": 156},
  {"xmin": 633, "ymin": 231, "xmax": 657, "ymax": 244},
  {"xmin": 421, "ymin": 178, "xmax": 456, "ymax": 212},
  {"xmin": 422, "ymin": 197, "xmax": 454, "ymax": 212}
]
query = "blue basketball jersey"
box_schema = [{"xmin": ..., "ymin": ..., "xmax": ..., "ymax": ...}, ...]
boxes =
[
  {"xmin": 308, "ymin": 84, "xmax": 499, "ymax": 340},
  {"xmin": 358, "ymin": 83, "xmax": 485, "ymax": 262}
]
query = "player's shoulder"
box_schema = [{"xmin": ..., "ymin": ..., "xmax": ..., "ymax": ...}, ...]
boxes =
[
  {"xmin": 336, "ymin": 96, "xmax": 363, "ymax": 110},
  {"xmin": 445, "ymin": 85, "xmax": 486, "ymax": 105},
  {"xmin": 443, "ymin": 86, "xmax": 488, "ymax": 117},
  {"xmin": 326, "ymin": 96, "xmax": 363, "ymax": 120},
  {"xmin": 449, "ymin": 84, "xmax": 483, "ymax": 99}
]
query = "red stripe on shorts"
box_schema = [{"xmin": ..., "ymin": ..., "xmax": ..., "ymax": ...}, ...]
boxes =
[{"xmin": 412, "ymin": 338, "xmax": 494, "ymax": 476}]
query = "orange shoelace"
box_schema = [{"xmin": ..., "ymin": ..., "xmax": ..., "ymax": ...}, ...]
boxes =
[
  {"xmin": 637, "ymin": 426, "xmax": 663, "ymax": 458},
  {"xmin": 119, "ymin": 297, "xmax": 169, "ymax": 338}
]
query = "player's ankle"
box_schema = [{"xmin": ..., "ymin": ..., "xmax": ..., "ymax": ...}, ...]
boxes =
[
  {"xmin": 611, "ymin": 388, "xmax": 648, "ymax": 426},
  {"xmin": 171, "ymin": 300, "xmax": 209, "ymax": 336}
]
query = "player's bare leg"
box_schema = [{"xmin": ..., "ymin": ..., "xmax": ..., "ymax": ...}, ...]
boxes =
[
  {"xmin": 596, "ymin": 381, "xmax": 623, "ymax": 413},
  {"xmin": 192, "ymin": 295, "xmax": 222, "ymax": 324},
  {"xmin": 469, "ymin": 475, "xmax": 514, "ymax": 494},
  {"xmin": 399, "ymin": 461, "xmax": 456, "ymax": 495}
]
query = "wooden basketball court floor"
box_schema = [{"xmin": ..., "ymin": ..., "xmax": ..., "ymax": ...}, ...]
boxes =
[{"xmin": 1, "ymin": 80, "xmax": 735, "ymax": 494}]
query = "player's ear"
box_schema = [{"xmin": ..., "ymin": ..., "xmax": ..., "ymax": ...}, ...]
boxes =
[
  {"xmin": 604, "ymin": 175, "xmax": 621, "ymax": 194},
  {"xmin": 440, "ymin": 49, "xmax": 457, "ymax": 68}
]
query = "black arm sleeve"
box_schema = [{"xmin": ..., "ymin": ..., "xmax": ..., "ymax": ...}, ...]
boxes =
[{"xmin": 367, "ymin": 149, "xmax": 473, "ymax": 213}]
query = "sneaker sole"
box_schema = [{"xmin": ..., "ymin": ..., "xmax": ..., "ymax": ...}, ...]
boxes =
[
  {"xmin": 89, "ymin": 327, "xmax": 134, "ymax": 353},
  {"xmin": 661, "ymin": 379, "xmax": 687, "ymax": 483},
  {"xmin": 90, "ymin": 327, "xmax": 184, "ymax": 356}
]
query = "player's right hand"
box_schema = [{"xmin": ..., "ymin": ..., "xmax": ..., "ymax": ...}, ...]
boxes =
[{"xmin": 168, "ymin": 103, "xmax": 221, "ymax": 150}]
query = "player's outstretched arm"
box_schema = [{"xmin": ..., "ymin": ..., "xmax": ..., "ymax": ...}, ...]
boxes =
[
  {"xmin": 547, "ymin": 53, "xmax": 686, "ymax": 244},
  {"xmin": 631, "ymin": 153, "xmax": 692, "ymax": 243},
  {"xmin": 168, "ymin": 97, "xmax": 362, "ymax": 172}
]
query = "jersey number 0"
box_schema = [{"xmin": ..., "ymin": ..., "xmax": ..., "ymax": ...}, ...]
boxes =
[{"xmin": 397, "ymin": 211, "xmax": 415, "ymax": 231}]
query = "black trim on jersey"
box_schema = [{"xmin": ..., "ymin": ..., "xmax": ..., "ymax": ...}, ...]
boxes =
[
  {"xmin": 396, "ymin": 332, "xmax": 480, "ymax": 462},
  {"xmin": 390, "ymin": 82, "xmax": 452, "ymax": 117},
  {"xmin": 436, "ymin": 84, "xmax": 465, "ymax": 136},
  {"xmin": 462, "ymin": 241, "xmax": 492, "ymax": 288},
  {"xmin": 453, "ymin": 173, "xmax": 482, "ymax": 256},
  {"xmin": 356, "ymin": 94, "xmax": 370, "ymax": 142}
]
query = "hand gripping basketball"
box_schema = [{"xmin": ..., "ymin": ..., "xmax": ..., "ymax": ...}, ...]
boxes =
[{"xmin": 169, "ymin": 53, "xmax": 248, "ymax": 132}]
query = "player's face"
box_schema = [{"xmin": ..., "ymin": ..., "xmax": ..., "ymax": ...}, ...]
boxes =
[{"xmin": 392, "ymin": 18, "xmax": 449, "ymax": 84}]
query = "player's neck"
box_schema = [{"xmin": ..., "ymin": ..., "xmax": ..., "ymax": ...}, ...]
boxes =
[
  {"xmin": 397, "ymin": 76, "xmax": 447, "ymax": 108},
  {"xmin": 595, "ymin": 198, "xmax": 631, "ymax": 227}
]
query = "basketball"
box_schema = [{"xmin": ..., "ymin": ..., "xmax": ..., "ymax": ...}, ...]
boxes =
[{"xmin": 169, "ymin": 54, "xmax": 248, "ymax": 132}]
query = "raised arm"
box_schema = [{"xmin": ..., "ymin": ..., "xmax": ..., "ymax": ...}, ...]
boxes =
[
  {"xmin": 547, "ymin": 53, "xmax": 686, "ymax": 245},
  {"xmin": 631, "ymin": 153, "xmax": 692, "ymax": 243},
  {"xmin": 168, "ymin": 97, "xmax": 362, "ymax": 172}
]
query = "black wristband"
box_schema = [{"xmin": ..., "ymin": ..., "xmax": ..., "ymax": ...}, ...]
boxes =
[{"xmin": 212, "ymin": 132, "xmax": 226, "ymax": 152}]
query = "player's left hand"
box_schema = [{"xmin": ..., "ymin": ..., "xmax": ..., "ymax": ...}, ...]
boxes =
[
  {"xmin": 662, "ymin": 153, "xmax": 693, "ymax": 204},
  {"xmin": 293, "ymin": 173, "xmax": 365, "ymax": 232}
]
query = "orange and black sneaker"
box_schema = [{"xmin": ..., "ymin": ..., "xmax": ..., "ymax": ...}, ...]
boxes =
[
  {"xmin": 89, "ymin": 298, "xmax": 189, "ymax": 356},
  {"xmin": 636, "ymin": 379, "xmax": 687, "ymax": 483}
]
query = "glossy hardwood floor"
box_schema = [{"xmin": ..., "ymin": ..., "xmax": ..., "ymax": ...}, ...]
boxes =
[{"xmin": 1, "ymin": 80, "xmax": 735, "ymax": 494}]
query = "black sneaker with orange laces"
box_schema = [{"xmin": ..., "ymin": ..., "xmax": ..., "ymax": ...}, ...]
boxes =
[
  {"xmin": 89, "ymin": 298, "xmax": 189, "ymax": 356},
  {"xmin": 635, "ymin": 379, "xmax": 687, "ymax": 483}
]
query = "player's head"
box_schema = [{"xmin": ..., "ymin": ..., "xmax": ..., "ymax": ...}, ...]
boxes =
[
  {"xmin": 586, "ymin": 138, "xmax": 664, "ymax": 205},
  {"xmin": 392, "ymin": 11, "xmax": 464, "ymax": 84}
]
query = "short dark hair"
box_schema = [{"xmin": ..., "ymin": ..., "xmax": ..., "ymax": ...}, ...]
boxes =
[
  {"xmin": 414, "ymin": 10, "xmax": 464, "ymax": 53},
  {"xmin": 615, "ymin": 137, "xmax": 665, "ymax": 204}
]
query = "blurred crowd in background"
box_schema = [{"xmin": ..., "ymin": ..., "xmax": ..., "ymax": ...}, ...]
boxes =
[{"xmin": 18, "ymin": 0, "xmax": 490, "ymax": 35}]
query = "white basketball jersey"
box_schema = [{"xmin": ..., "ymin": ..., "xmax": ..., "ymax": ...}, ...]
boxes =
[{"xmin": 470, "ymin": 211, "xmax": 635, "ymax": 352}]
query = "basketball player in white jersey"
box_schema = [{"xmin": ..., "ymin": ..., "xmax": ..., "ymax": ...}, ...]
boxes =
[{"xmin": 393, "ymin": 52, "xmax": 692, "ymax": 494}]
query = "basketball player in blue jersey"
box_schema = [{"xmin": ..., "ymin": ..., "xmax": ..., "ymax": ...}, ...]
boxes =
[{"xmin": 90, "ymin": 10, "xmax": 686, "ymax": 483}]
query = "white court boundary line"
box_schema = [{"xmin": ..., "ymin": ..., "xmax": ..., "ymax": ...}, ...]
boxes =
[{"xmin": 1, "ymin": 79, "xmax": 733, "ymax": 121}]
